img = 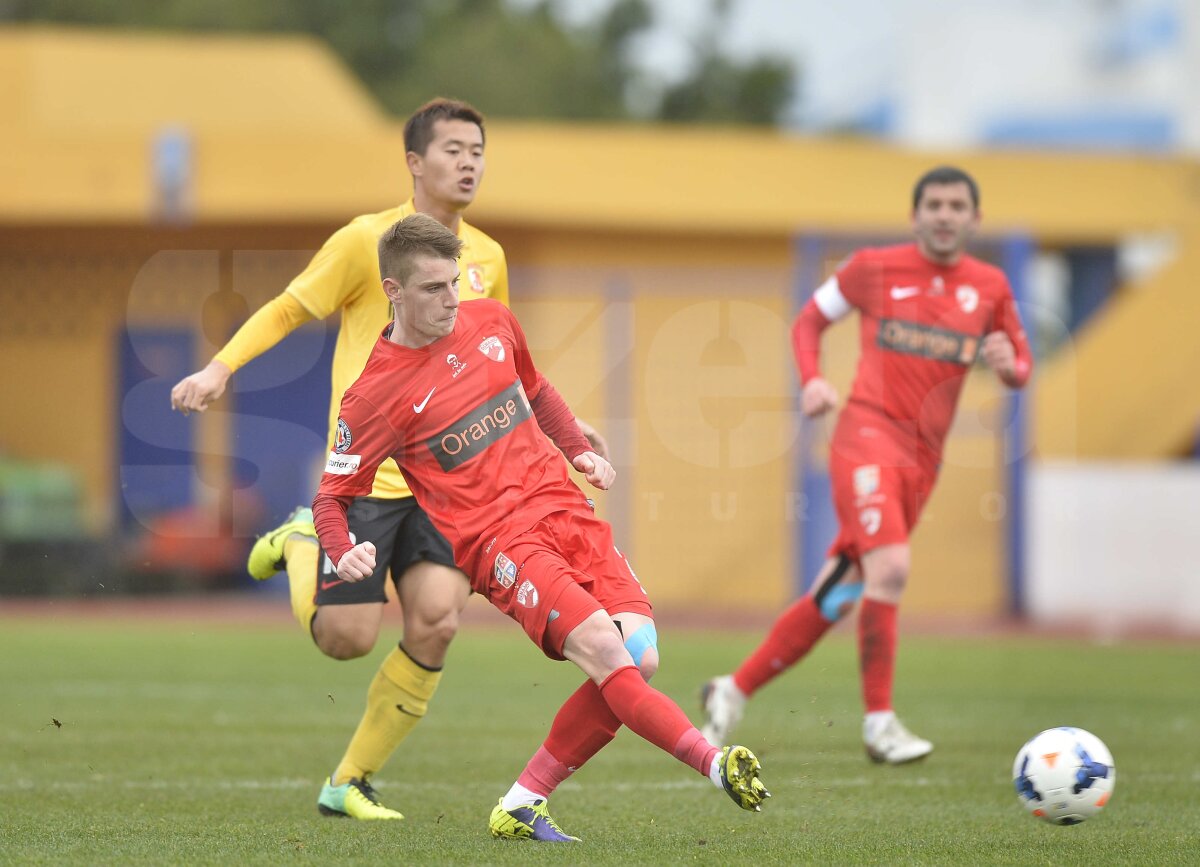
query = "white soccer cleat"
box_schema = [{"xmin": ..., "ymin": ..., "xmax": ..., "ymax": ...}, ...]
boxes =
[
  {"xmin": 864, "ymin": 716, "xmax": 933, "ymax": 764},
  {"xmin": 700, "ymin": 675, "xmax": 746, "ymax": 745}
]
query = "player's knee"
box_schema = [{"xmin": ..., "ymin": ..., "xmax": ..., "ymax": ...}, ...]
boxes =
[
  {"xmin": 870, "ymin": 559, "xmax": 909, "ymax": 597},
  {"xmin": 817, "ymin": 581, "xmax": 863, "ymax": 621},
  {"xmin": 623, "ymin": 622, "xmax": 659, "ymax": 680},
  {"xmin": 636, "ymin": 648, "xmax": 659, "ymax": 681},
  {"xmin": 859, "ymin": 545, "xmax": 911, "ymax": 600},
  {"xmin": 408, "ymin": 607, "xmax": 460, "ymax": 653},
  {"xmin": 317, "ymin": 633, "xmax": 374, "ymax": 660},
  {"xmin": 813, "ymin": 556, "xmax": 863, "ymax": 621},
  {"xmin": 313, "ymin": 617, "xmax": 377, "ymax": 660}
]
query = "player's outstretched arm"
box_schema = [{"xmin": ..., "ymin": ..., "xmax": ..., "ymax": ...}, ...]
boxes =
[
  {"xmin": 572, "ymin": 451, "xmax": 615, "ymax": 491},
  {"xmin": 169, "ymin": 292, "xmax": 314, "ymax": 415},
  {"xmin": 171, "ymin": 360, "xmax": 232, "ymax": 415}
]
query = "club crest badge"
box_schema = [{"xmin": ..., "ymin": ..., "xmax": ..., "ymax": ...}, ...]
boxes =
[
  {"xmin": 335, "ymin": 418, "xmax": 353, "ymax": 454},
  {"xmin": 466, "ymin": 263, "xmax": 486, "ymax": 295},
  {"xmin": 478, "ymin": 336, "xmax": 506, "ymax": 363},
  {"xmin": 516, "ymin": 579, "xmax": 539, "ymax": 608},
  {"xmin": 853, "ymin": 464, "xmax": 880, "ymax": 498},
  {"xmin": 494, "ymin": 553, "xmax": 517, "ymax": 588}
]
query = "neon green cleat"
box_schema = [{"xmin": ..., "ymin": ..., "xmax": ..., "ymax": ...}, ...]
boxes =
[
  {"xmin": 317, "ymin": 776, "xmax": 404, "ymax": 820},
  {"xmin": 247, "ymin": 507, "xmax": 316, "ymax": 580},
  {"xmin": 489, "ymin": 798, "xmax": 579, "ymax": 842},
  {"xmin": 718, "ymin": 745, "xmax": 771, "ymax": 812}
]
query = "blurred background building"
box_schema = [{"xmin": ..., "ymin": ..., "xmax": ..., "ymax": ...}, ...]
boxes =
[{"xmin": 1, "ymin": 0, "xmax": 1197, "ymax": 633}]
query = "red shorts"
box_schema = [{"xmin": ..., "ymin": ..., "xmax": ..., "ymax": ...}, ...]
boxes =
[
  {"xmin": 478, "ymin": 509, "xmax": 652, "ymax": 660},
  {"xmin": 827, "ymin": 406, "xmax": 939, "ymax": 562}
]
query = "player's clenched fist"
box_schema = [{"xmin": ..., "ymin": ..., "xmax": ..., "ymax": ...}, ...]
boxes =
[
  {"xmin": 336, "ymin": 541, "xmax": 377, "ymax": 582},
  {"xmin": 980, "ymin": 331, "xmax": 1016, "ymax": 380},
  {"xmin": 801, "ymin": 377, "xmax": 838, "ymax": 418},
  {"xmin": 573, "ymin": 451, "xmax": 615, "ymax": 491}
]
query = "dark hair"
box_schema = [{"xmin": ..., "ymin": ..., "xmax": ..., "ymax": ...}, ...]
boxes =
[
  {"xmin": 403, "ymin": 98, "xmax": 486, "ymax": 156},
  {"xmin": 912, "ymin": 166, "xmax": 980, "ymax": 210},
  {"xmin": 378, "ymin": 213, "xmax": 464, "ymax": 284}
]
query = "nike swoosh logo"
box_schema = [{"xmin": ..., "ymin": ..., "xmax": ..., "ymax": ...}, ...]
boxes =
[
  {"xmin": 413, "ymin": 387, "xmax": 436, "ymax": 413},
  {"xmin": 320, "ymin": 578, "xmax": 346, "ymax": 591},
  {"xmin": 890, "ymin": 286, "xmax": 921, "ymax": 300},
  {"xmin": 395, "ymin": 704, "xmax": 421, "ymax": 717}
]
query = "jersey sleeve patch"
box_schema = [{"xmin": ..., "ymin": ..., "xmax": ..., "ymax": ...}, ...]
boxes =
[
  {"xmin": 813, "ymin": 275, "xmax": 852, "ymax": 321},
  {"xmin": 324, "ymin": 453, "xmax": 362, "ymax": 475},
  {"xmin": 335, "ymin": 418, "xmax": 353, "ymax": 453}
]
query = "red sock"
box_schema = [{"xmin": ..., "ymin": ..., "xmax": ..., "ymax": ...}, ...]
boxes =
[
  {"xmin": 517, "ymin": 680, "xmax": 621, "ymax": 796},
  {"xmin": 599, "ymin": 665, "xmax": 719, "ymax": 776},
  {"xmin": 733, "ymin": 596, "xmax": 834, "ymax": 696},
  {"xmin": 858, "ymin": 598, "xmax": 898, "ymax": 713}
]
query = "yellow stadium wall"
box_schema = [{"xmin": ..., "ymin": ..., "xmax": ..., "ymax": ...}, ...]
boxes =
[
  {"xmin": 0, "ymin": 224, "xmax": 331, "ymax": 533},
  {"xmin": 0, "ymin": 220, "xmax": 1009, "ymax": 615},
  {"xmin": 497, "ymin": 226, "xmax": 1011, "ymax": 617},
  {"xmin": 500, "ymin": 227, "xmax": 799, "ymax": 613}
]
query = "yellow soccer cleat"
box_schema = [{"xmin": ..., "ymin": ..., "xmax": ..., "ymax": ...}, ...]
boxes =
[
  {"xmin": 316, "ymin": 776, "xmax": 404, "ymax": 820},
  {"xmin": 488, "ymin": 798, "xmax": 579, "ymax": 842},
  {"xmin": 718, "ymin": 745, "xmax": 771, "ymax": 812},
  {"xmin": 246, "ymin": 506, "xmax": 316, "ymax": 580}
]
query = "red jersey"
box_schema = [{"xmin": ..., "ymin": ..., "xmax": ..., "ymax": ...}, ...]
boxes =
[
  {"xmin": 804, "ymin": 243, "xmax": 1031, "ymax": 459},
  {"xmin": 314, "ymin": 299, "xmax": 591, "ymax": 582}
]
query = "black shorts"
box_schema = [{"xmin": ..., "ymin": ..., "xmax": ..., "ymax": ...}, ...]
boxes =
[{"xmin": 315, "ymin": 497, "xmax": 457, "ymax": 606}]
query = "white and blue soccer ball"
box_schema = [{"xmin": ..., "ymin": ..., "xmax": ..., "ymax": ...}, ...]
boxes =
[{"xmin": 1013, "ymin": 727, "xmax": 1115, "ymax": 825}]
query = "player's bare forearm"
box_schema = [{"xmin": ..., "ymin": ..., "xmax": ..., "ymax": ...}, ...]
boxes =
[{"xmin": 170, "ymin": 359, "xmax": 232, "ymax": 415}]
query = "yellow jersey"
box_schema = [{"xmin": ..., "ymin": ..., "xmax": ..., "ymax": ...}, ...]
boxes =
[{"xmin": 286, "ymin": 200, "xmax": 509, "ymax": 499}]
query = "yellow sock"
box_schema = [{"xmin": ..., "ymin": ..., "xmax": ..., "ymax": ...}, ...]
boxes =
[
  {"xmin": 283, "ymin": 538, "xmax": 319, "ymax": 637},
  {"xmin": 332, "ymin": 646, "xmax": 442, "ymax": 784}
]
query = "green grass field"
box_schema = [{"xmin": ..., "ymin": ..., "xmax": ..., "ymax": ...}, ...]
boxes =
[{"xmin": 3, "ymin": 612, "xmax": 1198, "ymax": 865}]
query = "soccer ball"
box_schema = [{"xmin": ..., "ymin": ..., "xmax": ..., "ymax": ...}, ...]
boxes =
[{"xmin": 1012, "ymin": 727, "xmax": 1115, "ymax": 825}]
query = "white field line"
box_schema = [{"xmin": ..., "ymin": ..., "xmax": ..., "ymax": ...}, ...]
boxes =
[{"xmin": 2, "ymin": 772, "xmax": 1195, "ymax": 793}]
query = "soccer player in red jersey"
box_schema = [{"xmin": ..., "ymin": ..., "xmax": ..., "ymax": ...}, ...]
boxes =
[
  {"xmin": 171, "ymin": 99, "xmax": 607, "ymax": 821},
  {"xmin": 701, "ymin": 166, "xmax": 1033, "ymax": 763},
  {"xmin": 313, "ymin": 213, "xmax": 770, "ymax": 841}
]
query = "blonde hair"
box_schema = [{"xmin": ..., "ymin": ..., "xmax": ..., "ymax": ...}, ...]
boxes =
[{"xmin": 377, "ymin": 214, "xmax": 463, "ymax": 285}]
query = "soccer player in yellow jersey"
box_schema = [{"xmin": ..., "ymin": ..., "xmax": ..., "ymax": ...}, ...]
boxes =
[{"xmin": 171, "ymin": 98, "xmax": 604, "ymax": 820}]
